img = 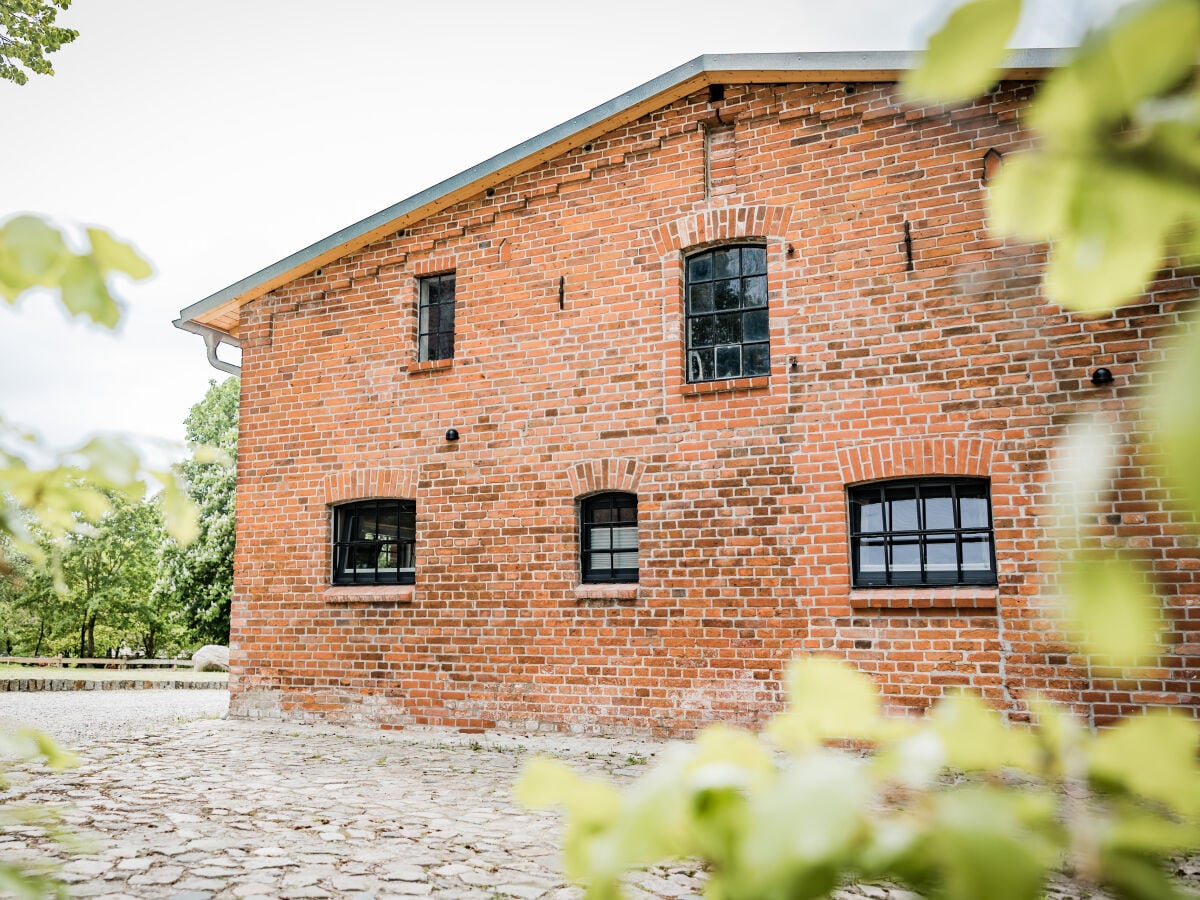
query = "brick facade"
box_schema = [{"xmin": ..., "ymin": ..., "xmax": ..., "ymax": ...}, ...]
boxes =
[{"xmin": 228, "ymin": 77, "xmax": 1198, "ymax": 735}]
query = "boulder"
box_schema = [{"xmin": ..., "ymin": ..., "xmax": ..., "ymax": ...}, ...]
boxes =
[{"xmin": 191, "ymin": 645, "xmax": 230, "ymax": 672}]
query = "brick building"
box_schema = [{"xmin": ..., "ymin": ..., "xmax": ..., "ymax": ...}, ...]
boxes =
[{"xmin": 177, "ymin": 52, "xmax": 1198, "ymax": 734}]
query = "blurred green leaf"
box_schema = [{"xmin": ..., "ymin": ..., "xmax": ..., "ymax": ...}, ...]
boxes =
[
  {"xmin": 902, "ymin": 0, "xmax": 1022, "ymax": 102},
  {"xmin": 767, "ymin": 656, "xmax": 882, "ymax": 751},
  {"xmin": 154, "ymin": 472, "xmax": 200, "ymax": 547},
  {"xmin": 0, "ymin": 215, "xmax": 67, "ymax": 286},
  {"xmin": 59, "ymin": 255, "xmax": 119, "ymax": 327},
  {"xmin": 86, "ymin": 227, "xmax": 152, "ymax": 280},
  {"xmin": 1090, "ymin": 711, "xmax": 1200, "ymax": 817},
  {"xmin": 1154, "ymin": 315, "xmax": 1200, "ymax": 523},
  {"xmin": 1030, "ymin": 0, "xmax": 1200, "ymax": 140},
  {"xmin": 929, "ymin": 692, "xmax": 1038, "ymax": 772},
  {"xmin": 1064, "ymin": 553, "xmax": 1161, "ymax": 667},
  {"xmin": 928, "ymin": 788, "xmax": 1056, "ymax": 900}
]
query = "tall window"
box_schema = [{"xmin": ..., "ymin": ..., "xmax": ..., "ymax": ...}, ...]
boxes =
[
  {"xmin": 333, "ymin": 499, "xmax": 416, "ymax": 585},
  {"xmin": 685, "ymin": 245, "xmax": 769, "ymax": 382},
  {"xmin": 848, "ymin": 478, "xmax": 996, "ymax": 587},
  {"xmin": 580, "ymin": 493, "xmax": 638, "ymax": 583},
  {"xmin": 418, "ymin": 273, "xmax": 456, "ymax": 362}
]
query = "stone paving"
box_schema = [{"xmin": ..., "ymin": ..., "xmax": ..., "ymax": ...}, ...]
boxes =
[{"xmin": 2, "ymin": 707, "xmax": 1198, "ymax": 899}]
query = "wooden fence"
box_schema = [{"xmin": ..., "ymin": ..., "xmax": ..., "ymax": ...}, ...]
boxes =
[{"xmin": 0, "ymin": 656, "xmax": 194, "ymax": 669}]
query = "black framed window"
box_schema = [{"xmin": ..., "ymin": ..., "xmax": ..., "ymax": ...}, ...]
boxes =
[
  {"xmin": 685, "ymin": 245, "xmax": 769, "ymax": 382},
  {"xmin": 580, "ymin": 493, "xmax": 638, "ymax": 583},
  {"xmin": 418, "ymin": 273, "xmax": 456, "ymax": 362},
  {"xmin": 848, "ymin": 478, "xmax": 996, "ymax": 587},
  {"xmin": 333, "ymin": 499, "xmax": 416, "ymax": 585}
]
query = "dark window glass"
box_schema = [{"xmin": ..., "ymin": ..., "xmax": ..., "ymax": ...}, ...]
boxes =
[
  {"xmin": 580, "ymin": 493, "xmax": 638, "ymax": 584},
  {"xmin": 418, "ymin": 273, "xmax": 456, "ymax": 362},
  {"xmin": 847, "ymin": 478, "xmax": 996, "ymax": 587},
  {"xmin": 333, "ymin": 499, "xmax": 416, "ymax": 585},
  {"xmin": 684, "ymin": 245, "xmax": 770, "ymax": 383}
]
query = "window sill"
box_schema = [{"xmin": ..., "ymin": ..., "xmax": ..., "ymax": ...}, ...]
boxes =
[
  {"xmin": 680, "ymin": 375, "xmax": 770, "ymax": 396},
  {"xmin": 573, "ymin": 583, "xmax": 639, "ymax": 602},
  {"xmin": 323, "ymin": 584, "xmax": 415, "ymax": 604},
  {"xmin": 406, "ymin": 358, "xmax": 454, "ymax": 375},
  {"xmin": 848, "ymin": 587, "xmax": 998, "ymax": 611}
]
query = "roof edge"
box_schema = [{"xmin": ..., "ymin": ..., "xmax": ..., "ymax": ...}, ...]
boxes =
[{"xmin": 178, "ymin": 48, "xmax": 1066, "ymax": 336}]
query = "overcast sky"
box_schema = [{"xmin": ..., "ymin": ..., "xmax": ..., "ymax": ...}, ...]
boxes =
[{"xmin": 0, "ymin": 0, "xmax": 1121, "ymax": 457}]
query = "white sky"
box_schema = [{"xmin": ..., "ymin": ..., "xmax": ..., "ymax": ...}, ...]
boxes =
[{"xmin": 0, "ymin": 0, "xmax": 1120, "ymax": 456}]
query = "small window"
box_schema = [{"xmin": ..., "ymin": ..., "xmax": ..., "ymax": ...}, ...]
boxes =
[
  {"xmin": 685, "ymin": 244, "xmax": 769, "ymax": 382},
  {"xmin": 333, "ymin": 499, "xmax": 416, "ymax": 585},
  {"xmin": 418, "ymin": 273, "xmax": 456, "ymax": 362},
  {"xmin": 848, "ymin": 478, "xmax": 996, "ymax": 587},
  {"xmin": 580, "ymin": 493, "xmax": 638, "ymax": 583}
]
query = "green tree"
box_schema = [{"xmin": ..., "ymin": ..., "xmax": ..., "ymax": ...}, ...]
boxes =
[
  {"xmin": 55, "ymin": 491, "xmax": 162, "ymax": 658},
  {"xmin": 0, "ymin": 0, "xmax": 76, "ymax": 86},
  {"xmin": 153, "ymin": 377, "xmax": 238, "ymax": 645},
  {"xmin": 519, "ymin": 3, "xmax": 1200, "ymax": 898}
]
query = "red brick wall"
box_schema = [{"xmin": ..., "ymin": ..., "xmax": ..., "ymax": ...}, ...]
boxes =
[{"xmin": 229, "ymin": 79, "xmax": 1198, "ymax": 735}]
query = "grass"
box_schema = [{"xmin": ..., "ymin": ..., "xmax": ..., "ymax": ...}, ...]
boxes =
[{"xmin": 0, "ymin": 664, "xmax": 227, "ymax": 683}]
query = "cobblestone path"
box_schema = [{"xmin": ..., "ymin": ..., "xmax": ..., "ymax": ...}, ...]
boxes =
[
  {"xmin": 5, "ymin": 718, "xmax": 712, "ymax": 899},
  {"xmin": 4, "ymin": 713, "xmax": 1197, "ymax": 899}
]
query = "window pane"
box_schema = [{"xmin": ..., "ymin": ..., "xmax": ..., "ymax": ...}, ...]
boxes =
[
  {"xmin": 926, "ymin": 535, "xmax": 957, "ymax": 571},
  {"xmin": 715, "ymin": 345, "xmax": 741, "ymax": 379},
  {"xmin": 616, "ymin": 504, "xmax": 637, "ymax": 524},
  {"xmin": 714, "ymin": 279, "xmax": 740, "ymax": 311},
  {"xmin": 688, "ymin": 253, "xmax": 712, "ymax": 282},
  {"xmin": 587, "ymin": 552, "xmax": 612, "ymax": 573},
  {"xmin": 923, "ymin": 485, "xmax": 955, "ymax": 530},
  {"xmin": 376, "ymin": 506, "xmax": 399, "ymax": 537},
  {"xmin": 858, "ymin": 537, "xmax": 886, "ymax": 573},
  {"xmin": 743, "ymin": 275, "xmax": 767, "ymax": 308},
  {"xmin": 437, "ymin": 332, "xmax": 455, "ymax": 359},
  {"xmin": 744, "ymin": 343, "xmax": 770, "ymax": 376},
  {"xmin": 854, "ymin": 493, "xmax": 884, "ymax": 533},
  {"xmin": 891, "ymin": 536, "xmax": 920, "ymax": 572},
  {"xmin": 959, "ymin": 485, "xmax": 990, "ymax": 528},
  {"xmin": 962, "ymin": 534, "xmax": 993, "ymax": 571},
  {"xmin": 889, "ymin": 487, "xmax": 919, "ymax": 531},
  {"xmin": 589, "ymin": 528, "xmax": 612, "ymax": 550},
  {"xmin": 714, "ymin": 247, "xmax": 740, "ymax": 278},
  {"xmin": 689, "ymin": 282, "xmax": 713, "ymax": 314},
  {"xmin": 612, "ymin": 551, "xmax": 637, "ymax": 569},
  {"xmin": 418, "ymin": 334, "xmax": 430, "ymax": 360},
  {"xmin": 742, "ymin": 246, "xmax": 767, "ymax": 276},
  {"xmin": 688, "ymin": 349, "xmax": 714, "ymax": 382},
  {"xmin": 440, "ymin": 302, "xmax": 455, "ymax": 328},
  {"xmin": 611, "ymin": 525, "xmax": 637, "ymax": 550},
  {"xmin": 714, "ymin": 313, "xmax": 742, "ymax": 345},
  {"xmin": 419, "ymin": 304, "xmax": 432, "ymax": 332},
  {"xmin": 690, "ymin": 316, "xmax": 715, "ymax": 347},
  {"xmin": 744, "ymin": 309, "xmax": 769, "ymax": 342}
]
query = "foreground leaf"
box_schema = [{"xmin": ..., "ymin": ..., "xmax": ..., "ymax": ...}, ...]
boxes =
[{"xmin": 902, "ymin": 0, "xmax": 1022, "ymax": 102}]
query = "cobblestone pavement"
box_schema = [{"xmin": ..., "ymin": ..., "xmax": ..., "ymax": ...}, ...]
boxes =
[{"xmin": 3, "ymin": 706, "xmax": 1198, "ymax": 899}]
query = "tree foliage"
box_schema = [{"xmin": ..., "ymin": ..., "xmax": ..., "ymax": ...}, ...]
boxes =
[
  {"xmin": 0, "ymin": 0, "xmax": 76, "ymax": 86},
  {"xmin": 0, "ymin": 214, "xmax": 197, "ymax": 571},
  {"xmin": 520, "ymin": 2, "xmax": 1200, "ymax": 897},
  {"xmin": 153, "ymin": 377, "xmax": 238, "ymax": 645}
]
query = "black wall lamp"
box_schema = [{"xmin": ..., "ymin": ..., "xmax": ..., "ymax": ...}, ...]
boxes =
[
  {"xmin": 1091, "ymin": 367, "xmax": 1115, "ymax": 387},
  {"xmin": 445, "ymin": 428, "xmax": 460, "ymax": 442}
]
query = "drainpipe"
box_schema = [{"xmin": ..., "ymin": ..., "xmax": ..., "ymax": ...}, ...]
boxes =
[{"xmin": 174, "ymin": 319, "xmax": 242, "ymax": 376}]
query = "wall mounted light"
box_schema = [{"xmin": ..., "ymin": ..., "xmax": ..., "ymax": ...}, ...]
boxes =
[
  {"xmin": 445, "ymin": 428, "xmax": 460, "ymax": 441},
  {"xmin": 1091, "ymin": 367, "xmax": 1114, "ymax": 387}
]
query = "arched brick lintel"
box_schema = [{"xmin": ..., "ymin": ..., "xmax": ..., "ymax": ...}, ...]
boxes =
[
  {"xmin": 651, "ymin": 204, "xmax": 794, "ymax": 257},
  {"xmin": 565, "ymin": 458, "xmax": 644, "ymax": 498},
  {"xmin": 838, "ymin": 438, "xmax": 995, "ymax": 486},
  {"xmin": 323, "ymin": 467, "xmax": 419, "ymax": 505}
]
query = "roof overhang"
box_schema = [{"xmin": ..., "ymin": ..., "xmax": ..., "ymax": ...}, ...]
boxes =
[{"xmin": 176, "ymin": 49, "xmax": 1064, "ymax": 354}]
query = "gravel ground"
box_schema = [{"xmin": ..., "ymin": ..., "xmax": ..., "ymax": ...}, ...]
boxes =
[{"xmin": 0, "ymin": 688, "xmax": 229, "ymax": 749}]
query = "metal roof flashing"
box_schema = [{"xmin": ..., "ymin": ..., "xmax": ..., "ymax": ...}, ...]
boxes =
[{"xmin": 176, "ymin": 48, "xmax": 1064, "ymax": 367}]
